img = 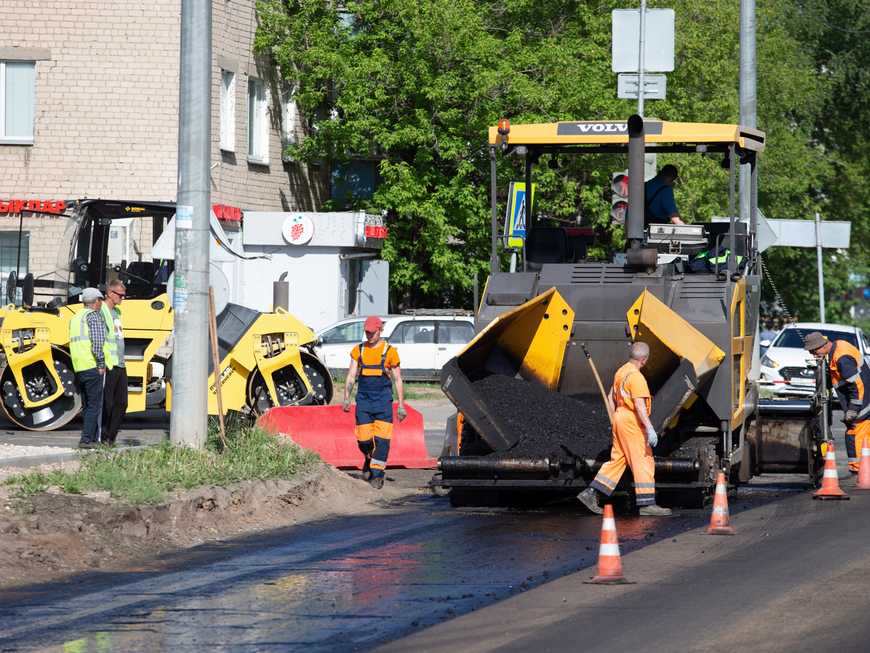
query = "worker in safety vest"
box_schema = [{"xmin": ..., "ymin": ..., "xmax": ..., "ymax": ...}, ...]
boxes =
[
  {"xmin": 644, "ymin": 164, "xmax": 685, "ymax": 229},
  {"xmin": 577, "ymin": 341, "xmax": 673, "ymax": 516},
  {"xmin": 805, "ymin": 331, "xmax": 870, "ymax": 480},
  {"xmin": 70, "ymin": 287, "xmax": 113, "ymax": 449},
  {"xmin": 342, "ymin": 316, "xmax": 406, "ymax": 489},
  {"xmin": 100, "ymin": 279, "xmax": 127, "ymax": 445}
]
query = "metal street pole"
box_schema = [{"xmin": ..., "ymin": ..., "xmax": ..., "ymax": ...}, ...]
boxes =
[
  {"xmin": 171, "ymin": 0, "xmax": 212, "ymax": 448},
  {"xmin": 816, "ymin": 212, "xmax": 826, "ymax": 324},
  {"xmin": 637, "ymin": 0, "xmax": 647, "ymax": 117},
  {"xmin": 739, "ymin": 0, "xmax": 756, "ymax": 222}
]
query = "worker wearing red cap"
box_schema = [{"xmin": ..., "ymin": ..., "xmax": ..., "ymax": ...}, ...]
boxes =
[{"xmin": 342, "ymin": 315, "xmax": 406, "ymax": 489}]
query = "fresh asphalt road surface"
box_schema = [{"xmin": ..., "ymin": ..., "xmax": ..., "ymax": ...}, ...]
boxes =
[
  {"xmin": 377, "ymin": 484, "xmax": 870, "ymax": 653},
  {"xmin": 0, "ymin": 402, "xmax": 860, "ymax": 653},
  {"xmin": 0, "ymin": 474, "xmax": 814, "ymax": 652}
]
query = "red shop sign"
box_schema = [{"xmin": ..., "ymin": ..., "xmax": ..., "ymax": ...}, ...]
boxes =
[{"xmin": 0, "ymin": 200, "xmax": 67, "ymax": 215}]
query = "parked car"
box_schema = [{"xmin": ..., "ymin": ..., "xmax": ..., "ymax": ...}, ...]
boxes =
[
  {"xmin": 313, "ymin": 312, "xmax": 475, "ymax": 382},
  {"xmin": 759, "ymin": 322, "xmax": 870, "ymax": 397}
]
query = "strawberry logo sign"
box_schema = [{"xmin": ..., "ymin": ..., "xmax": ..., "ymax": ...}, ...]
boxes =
[{"xmin": 282, "ymin": 213, "xmax": 315, "ymax": 245}]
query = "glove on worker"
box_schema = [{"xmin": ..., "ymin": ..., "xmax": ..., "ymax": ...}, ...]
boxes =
[
  {"xmin": 397, "ymin": 405, "xmax": 407, "ymax": 422},
  {"xmin": 342, "ymin": 396, "xmax": 352, "ymax": 412},
  {"xmin": 646, "ymin": 426, "xmax": 658, "ymax": 448},
  {"xmin": 844, "ymin": 409, "xmax": 858, "ymax": 429}
]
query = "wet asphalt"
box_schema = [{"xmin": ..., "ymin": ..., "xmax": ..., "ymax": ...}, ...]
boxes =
[{"xmin": 0, "ymin": 402, "xmax": 850, "ymax": 652}]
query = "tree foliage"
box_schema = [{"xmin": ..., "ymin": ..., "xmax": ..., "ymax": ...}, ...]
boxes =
[{"xmin": 254, "ymin": 0, "xmax": 854, "ymax": 317}]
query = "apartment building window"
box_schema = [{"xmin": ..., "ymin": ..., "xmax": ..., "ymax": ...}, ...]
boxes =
[
  {"xmin": 220, "ymin": 70, "xmax": 235, "ymax": 152},
  {"xmin": 1, "ymin": 61, "xmax": 36, "ymax": 144},
  {"xmin": 0, "ymin": 232, "xmax": 29, "ymax": 303},
  {"xmin": 281, "ymin": 87, "xmax": 297, "ymax": 162},
  {"xmin": 247, "ymin": 77, "xmax": 268, "ymax": 163}
]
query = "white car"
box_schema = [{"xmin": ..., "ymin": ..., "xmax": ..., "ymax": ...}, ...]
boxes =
[
  {"xmin": 313, "ymin": 312, "xmax": 475, "ymax": 382},
  {"xmin": 759, "ymin": 322, "xmax": 870, "ymax": 397}
]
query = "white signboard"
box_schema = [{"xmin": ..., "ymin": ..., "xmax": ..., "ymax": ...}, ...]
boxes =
[
  {"xmin": 612, "ymin": 9, "xmax": 675, "ymax": 73},
  {"xmin": 618, "ymin": 73, "xmax": 667, "ymax": 99}
]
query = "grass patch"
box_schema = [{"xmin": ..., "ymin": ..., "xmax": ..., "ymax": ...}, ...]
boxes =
[{"xmin": 3, "ymin": 419, "xmax": 320, "ymax": 505}]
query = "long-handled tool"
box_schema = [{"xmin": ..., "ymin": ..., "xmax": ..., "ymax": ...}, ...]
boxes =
[
  {"xmin": 209, "ymin": 286, "xmax": 227, "ymax": 452},
  {"xmin": 581, "ymin": 343, "xmax": 613, "ymax": 424}
]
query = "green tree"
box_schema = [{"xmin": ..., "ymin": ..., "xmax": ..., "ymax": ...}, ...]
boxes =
[
  {"xmin": 765, "ymin": 0, "xmax": 870, "ymax": 324},
  {"xmin": 255, "ymin": 0, "xmax": 834, "ymax": 311}
]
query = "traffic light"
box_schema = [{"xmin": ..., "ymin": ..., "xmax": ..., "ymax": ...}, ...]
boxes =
[{"xmin": 610, "ymin": 171, "xmax": 629, "ymax": 225}]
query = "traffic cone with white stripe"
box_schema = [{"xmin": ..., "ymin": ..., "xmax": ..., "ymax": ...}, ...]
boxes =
[
  {"xmin": 584, "ymin": 504, "xmax": 635, "ymax": 585},
  {"xmin": 813, "ymin": 441, "xmax": 850, "ymax": 500},
  {"xmin": 704, "ymin": 472, "xmax": 737, "ymax": 535},
  {"xmin": 853, "ymin": 440, "xmax": 870, "ymax": 490}
]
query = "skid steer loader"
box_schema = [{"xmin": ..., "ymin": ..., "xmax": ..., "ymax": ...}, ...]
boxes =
[{"xmin": 0, "ymin": 199, "xmax": 332, "ymax": 431}]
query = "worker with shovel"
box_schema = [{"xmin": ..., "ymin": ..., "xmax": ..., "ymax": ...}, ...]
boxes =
[
  {"xmin": 577, "ymin": 341, "xmax": 672, "ymax": 516},
  {"xmin": 342, "ymin": 316, "xmax": 406, "ymax": 489}
]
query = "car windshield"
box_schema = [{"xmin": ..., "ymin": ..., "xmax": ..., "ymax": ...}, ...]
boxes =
[{"xmin": 774, "ymin": 328, "xmax": 857, "ymax": 350}]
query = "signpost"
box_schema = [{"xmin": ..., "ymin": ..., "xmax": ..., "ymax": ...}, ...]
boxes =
[
  {"xmin": 612, "ymin": 6, "xmax": 674, "ymax": 115},
  {"xmin": 713, "ymin": 213, "xmax": 851, "ymax": 323}
]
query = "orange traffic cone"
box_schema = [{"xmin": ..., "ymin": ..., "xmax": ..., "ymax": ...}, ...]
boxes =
[
  {"xmin": 704, "ymin": 472, "xmax": 737, "ymax": 535},
  {"xmin": 813, "ymin": 441, "xmax": 850, "ymax": 500},
  {"xmin": 584, "ymin": 504, "xmax": 635, "ymax": 585},
  {"xmin": 853, "ymin": 440, "xmax": 870, "ymax": 490}
]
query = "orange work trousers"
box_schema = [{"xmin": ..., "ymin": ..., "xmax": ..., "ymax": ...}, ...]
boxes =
[
  {"xmin": 589, "ymin": 407, "xmax": 656, "ymax": 506},
  {"xmin": 846, "ymin": 420, "xmax": 870, "ymax": 472}
]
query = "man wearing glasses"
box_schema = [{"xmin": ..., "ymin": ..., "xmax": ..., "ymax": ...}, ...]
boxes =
[{"xmin": 101, "ymin": 280, "xmax": 128, "ymax": 445}]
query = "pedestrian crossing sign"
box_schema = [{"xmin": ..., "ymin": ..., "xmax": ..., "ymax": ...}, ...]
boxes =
[{"xmin": 505, "ymin": 182, "xmax": 535, "ymax": 249}]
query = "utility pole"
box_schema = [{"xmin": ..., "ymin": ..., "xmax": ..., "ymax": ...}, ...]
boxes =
[
  {"xmin": 739, "ymin": 0, "xmax": 756, "ymax": 222},
  {"xmin": 171, "ymin": 0, "xmax": 211, "ymax": 448}
]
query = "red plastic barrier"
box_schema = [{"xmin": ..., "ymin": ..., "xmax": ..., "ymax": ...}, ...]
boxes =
[{"xmin": 258, "ymin": 404, "xmax": 436, "ymax": 469}]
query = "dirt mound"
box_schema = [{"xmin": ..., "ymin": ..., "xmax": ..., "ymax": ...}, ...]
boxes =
[
  {"xmin": 0, "ymin": 462, "xmax": 431, "ymax": 592},
  {"xmin": 466, "ymin": 375, "xmax": 613, "ymax": 460}
]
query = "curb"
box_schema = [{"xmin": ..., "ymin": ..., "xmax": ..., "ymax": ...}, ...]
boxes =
[{"xmin": 0, "ymin": 451, "xmax": 83, "ymax": 470}]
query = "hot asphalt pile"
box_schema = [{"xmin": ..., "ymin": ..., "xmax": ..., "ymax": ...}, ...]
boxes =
[{"xmin": 467, "ymin": 375, "xmax": 614, "ymax": 461}]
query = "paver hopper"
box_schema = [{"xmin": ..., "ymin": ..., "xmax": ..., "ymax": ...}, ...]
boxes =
[{"xmin": 440, "ymin": 287, "xmax": 574, "ymax": 452}]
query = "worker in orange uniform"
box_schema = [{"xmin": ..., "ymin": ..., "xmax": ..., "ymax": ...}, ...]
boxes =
[
  {"xmin": 577, "ymin": 341, "xmax": 672, "ymax": 516},
  {"xmin": 804, "ymin": 331, "xmax": 870, "ymax": 481},
  {"xmin": 342, "ymin": 316, "xmax": 406, "ymax": 489}
]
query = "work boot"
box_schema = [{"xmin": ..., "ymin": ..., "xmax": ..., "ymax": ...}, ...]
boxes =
[
  {"xmin": 839, "ymin": 469, "xmax": 857, "ymax": 482},
  {"xmin": 362, "ymin": 458, "xmax": 372, "ymax": 481},
  {"xmin": 639, "ymin": 504, "xmax": 673, "ymax": 516},
  {"xmin": 369, "ymin": 474, "xmax": 384, "ymax": 490},
  {"xmin": 77, "ymin": 442, "xmax": 99, "ymax": 450},
  {"xmin": 577, "ymin": 487, "xmax": 604, "ymax": 515}
]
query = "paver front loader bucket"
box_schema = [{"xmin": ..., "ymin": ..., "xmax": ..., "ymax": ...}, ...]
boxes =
[
  {"xmin": 259, "ymin": 404, "xmax": 435, "ymax": 469},
  {"xmin": 626, "ymin": 289, "xmax": 726, "ymax": 432},
  {"xmin": 440, "ymin": 287, "xmax": 575, "ymax": 452}
]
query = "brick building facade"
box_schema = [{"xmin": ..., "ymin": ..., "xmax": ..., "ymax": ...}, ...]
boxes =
[{"xmin": 0, "ymin": 0, "xmax": 329, "ymax": 284}]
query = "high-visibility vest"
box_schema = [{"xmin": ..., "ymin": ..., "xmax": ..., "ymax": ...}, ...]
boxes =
[
  {"xmin": 614, "ymin": 363, "xmax": 651, "ymax": 414},
  {"xmin": 69, "ymin": 308, "xmax": 112, "ymax": 372},
  {"xmin": 830, "ymin": 340, "xmax": 870, "ymax": 420},
  {"xmin": 100, "ymin": 302, "xmax": 121, "ymax": 368}
]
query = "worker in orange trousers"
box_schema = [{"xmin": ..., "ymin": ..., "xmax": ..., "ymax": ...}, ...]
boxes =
[{"xmin": 578, "ymin": 341, "xmax": 672, "ymax": 516}]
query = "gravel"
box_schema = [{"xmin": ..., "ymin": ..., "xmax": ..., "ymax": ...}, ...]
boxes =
[{"xmin": 466, "ymin": 375, "xmax": 614, "ymax": 461}]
